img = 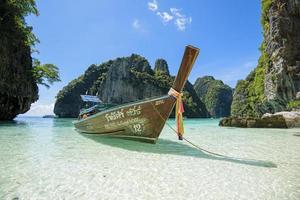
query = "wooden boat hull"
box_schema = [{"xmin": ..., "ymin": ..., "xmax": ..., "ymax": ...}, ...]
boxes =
[{"xmin": 73, "ymin": 95, "xmax": 176, "ymax": 143}]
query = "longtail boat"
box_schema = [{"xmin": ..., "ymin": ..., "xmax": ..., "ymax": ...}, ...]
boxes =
[{"xmin": 73, "ymin": 45, "xmax": 200, "ymax": 143}]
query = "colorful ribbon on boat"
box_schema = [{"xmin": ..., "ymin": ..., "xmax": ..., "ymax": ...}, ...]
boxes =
[{"xmin": 168, "ymin": 88, "xmax": 184, "ymax": 140}]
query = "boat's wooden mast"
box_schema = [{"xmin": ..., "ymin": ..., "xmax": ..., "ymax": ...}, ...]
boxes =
[{"xmin": 172, "ymin": 45, "xmax": 200, "ymax": 92}]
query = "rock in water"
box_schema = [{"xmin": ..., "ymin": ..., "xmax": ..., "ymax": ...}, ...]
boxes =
[
  {"xmin": 0, "ymin": 2, "xmax": 38, "ymax": 120},
  {"xmin": 194, "ymin": 76, "xmax": 233, "ymax": 117},
  {"xmin": 219, "ymin": 115, "xmax": 288, "ymax": 128},
  {"xmin": 220, "ymin": 111, "xmax": 300, "ymax": 128},
  {"xmin": 231, "ymin": 0, "xmax": 300, "ymax": 117},
  {"xmin": 54, "ymin": 55, "xmax": 209, "ymax": 118},
  {"xmin": 262, "ymin": 111, "xmax": 300, "ymax": 128}
]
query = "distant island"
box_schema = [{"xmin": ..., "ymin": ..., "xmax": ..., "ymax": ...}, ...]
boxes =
[
  {"xmin": 194, "ymin": 76, "xmax": 233, "ymax": 118},
  {"xmin": 42, "ymin": 115, "xmax": 56, "ymax": 118}
]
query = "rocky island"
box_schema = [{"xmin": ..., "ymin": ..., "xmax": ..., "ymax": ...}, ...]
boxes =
[
  {"xmin": 220, "ymin": 0, "xmax": 300, "ymax": 128},
  {"xmin": 0, "ymin": 1, "xmax": 60, "ymax": 120},
  {"xmin": 54, "ymin": 55, "xmax": 209, "ymax": 118},
  {"xmin": 194, "ymin": 76, "xmax": 233, "ymax": 118},
  {"xmin": 0, "ymin": 1, "xmax": 39, "ymax": 120}
]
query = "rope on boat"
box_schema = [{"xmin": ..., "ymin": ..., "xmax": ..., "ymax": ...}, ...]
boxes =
[
  {"xmin": 150, "ymin": 101, "xmax": 226, "ymax": 158},
  {"xmin": 164, "ymin": 122, "xmax": 227, "ymax": 158},
  {"xmin": 168, "ymin": 88, "xmax": 185, "ymax": 140}
]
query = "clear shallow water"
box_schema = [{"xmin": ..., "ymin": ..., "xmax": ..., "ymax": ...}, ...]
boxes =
[{"xmin": 0, "ymin": 117, "xmax": 300, "ymax": 200}]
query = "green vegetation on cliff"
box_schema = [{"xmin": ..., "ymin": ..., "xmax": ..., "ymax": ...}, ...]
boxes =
[
  {"xmin": 0, "ymin": 0, "xmax": 40, "ymax": 119},
  {"xmin": 0, "ymin": 0, "xmax": 60, "ymax": 120},
  {"xmin": 287, "ymin": 100, "xmax": 300, "ymax": 109},
  {"xmin": 231, "ymin": 0, "xmax": 300, "ymax": 117},
  {"xmin": 129, "ymin": 68, "xmax": 173, "ymax": 90},
  {"xmin": 0, "ymin": 0, "xmax": 39, "ymax": 47},
  {"xmin": 231, "ymin": 44, "xmax": 270, "ymax": 117},
  {"xmin": 231, "ymin": 0, "xmax": 273, "ymax": 117},
  {"xmin": 261, "ymin": 0, "xmax": 273, "ymax": 32},
  {"xmin": 1, "ymin": 1, "xmax": 61, "ymax": 83},
  {"xmin": 194, "ymin": 76, "xmax": 233, "ymax": 117}
]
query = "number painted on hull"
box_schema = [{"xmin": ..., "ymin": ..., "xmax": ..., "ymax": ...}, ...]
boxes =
[{"xmin": 132, "ymin": 123, "xmax": 144, "ymax": 135}]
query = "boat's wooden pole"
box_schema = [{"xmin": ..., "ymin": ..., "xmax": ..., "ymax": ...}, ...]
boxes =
[{"xmin": 171, "ymin": 45, "xmax": 200, "ymax": 92}]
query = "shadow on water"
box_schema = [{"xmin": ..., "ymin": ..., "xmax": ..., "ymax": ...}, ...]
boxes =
[
  {"xmin": 0, "ymin": 119, "xmax": 28, "ymax": 127},
  {"xmin": 82, "ymin": 134, "xmax": 277, "ymax": 168}
]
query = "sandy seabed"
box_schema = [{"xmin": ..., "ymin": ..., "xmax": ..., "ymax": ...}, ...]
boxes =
[{"xmin": 0, "ymin": 118, "xmax": 300, "ymax": 200}]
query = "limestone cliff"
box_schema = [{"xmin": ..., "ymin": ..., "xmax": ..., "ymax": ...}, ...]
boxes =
[
  {"xmin": 231, "ymin": 0, "xmax": 300, "ymax": 117},
  {"xmin": 194, "ymin": 76, "xmax": 233, "ymax": 117},
  {"xmin": 54, "ymin": 55, "xmax": 209, "ymax": 118},
  {"xmin": 154, "ymin": 59, "xmax": 170, "ymax": 75},
  {"xmin": 0, "ymin": 1, "xmax": 38, "ymax": 120}
]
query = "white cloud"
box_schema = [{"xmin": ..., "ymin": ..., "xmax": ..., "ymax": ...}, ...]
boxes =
[
  {"xmin": 170, "ymin": 8, "xmax": 183, "ymax": 18},
  {"xmin": 132, "ymin": 19, "xmax": 141, "ymax": 29},
  {"xmin": 148, "ymin": 0, "xmax": 158, "ymax": 12},
  {"xmin": 132, "ymin": 19, "xmax": 147, "ymax": 32},
  {"xmin": 147, "ymin": 3, "xmax": 192, "ymax": 31},
  {"xmin": 20, "ymin": 102, "xmax": 55, "ymax": 116},
  {"xmin": 170, "ymin": 7, "xmax": 192, "ymax": 31},
  {"xmin": 156, "ymin": 12, "xmax": 173, "ymax": 23},
  {"xmin": 175, "ymin": 16, "xmax": 192, "ymax": 31}
]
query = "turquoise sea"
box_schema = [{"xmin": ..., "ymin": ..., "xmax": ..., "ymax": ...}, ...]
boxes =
[{"xmin": 0, "ymin": 117, "xmax": 300, "ymax": 199}]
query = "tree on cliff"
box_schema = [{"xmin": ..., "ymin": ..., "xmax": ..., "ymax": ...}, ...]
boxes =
[
  {"xmin": 32, "ymin": 59, "xmax": 61, "ymax": 88},
  {"xmin": 0, "ymin": 0, "xmax": 39, "ymax": 46}
]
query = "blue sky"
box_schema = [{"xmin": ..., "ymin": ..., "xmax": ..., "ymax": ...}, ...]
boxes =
[{"xmin": 22, "ymin": 0, "xmax": 262, "ymax": 116}]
